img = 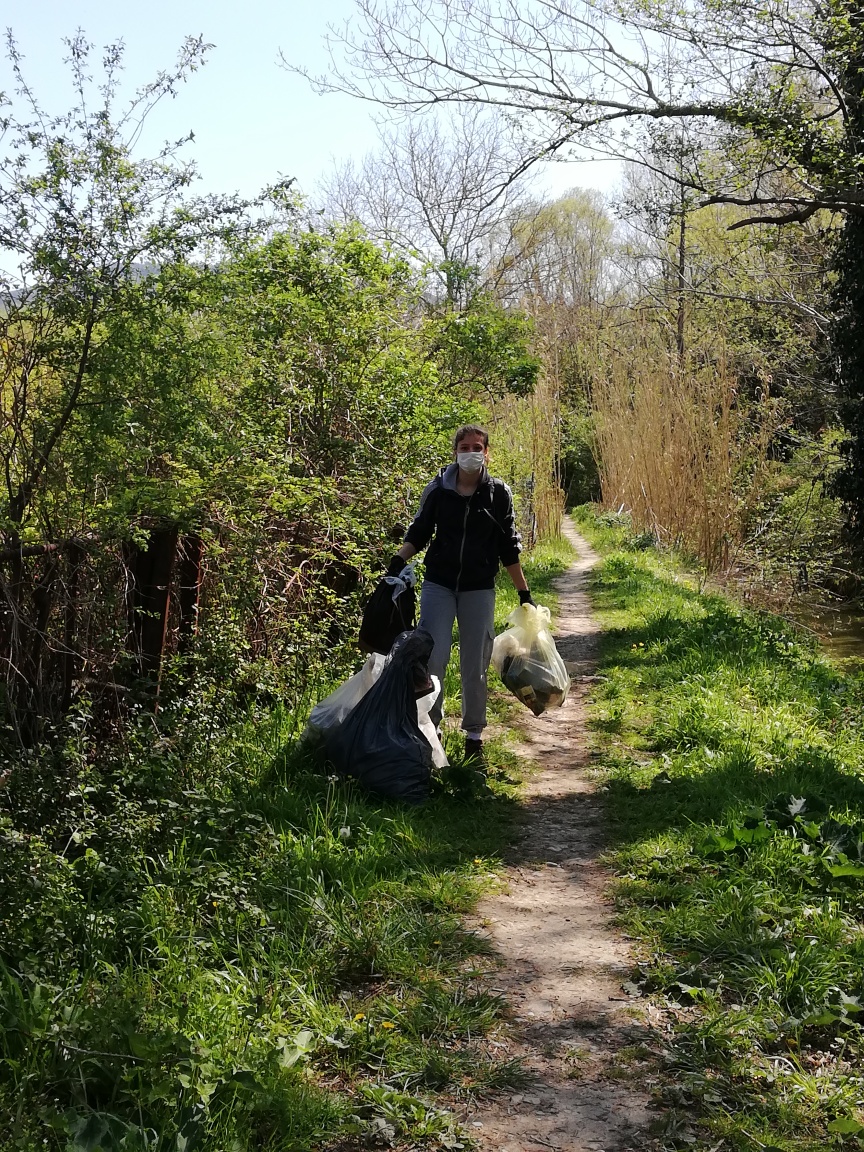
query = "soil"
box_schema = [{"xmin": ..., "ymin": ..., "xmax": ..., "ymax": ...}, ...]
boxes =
[{"xmin": 463, "ymin": 520, "xmax": 657, "ymax": 1152}]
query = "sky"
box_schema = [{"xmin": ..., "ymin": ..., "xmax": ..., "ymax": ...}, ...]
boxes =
[{"xmin": 2, "ymin": 0, "xmax": 621, "ymax": 207}]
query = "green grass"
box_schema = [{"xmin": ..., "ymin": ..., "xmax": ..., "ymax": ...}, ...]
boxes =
[
  {"xmin": 573, "ymin": 505, "xmax": 864, "ymax": 1151},
  {"xmin": 0, "ymin": 541, "xmax": 571, "ymax": 1152}
]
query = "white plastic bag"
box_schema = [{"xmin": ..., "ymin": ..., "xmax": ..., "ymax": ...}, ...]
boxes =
[
  {"xmin": 491, "ymin": 603, "xmax": 570, "ymax": 716},
  {"xmin": 383, "ymin": 561, "xmax": 417, "ymax": 601},
  {"xmin": 416, "ymin": 676, "xmax": 448, "ymax": 768},
  {"xmin": 306, "ymin": 653, "xmax": 386, "ymax": 738}
]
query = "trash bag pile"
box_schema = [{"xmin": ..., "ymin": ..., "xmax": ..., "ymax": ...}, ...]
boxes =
[
  {"xmin": 308, "ymin": 628, "xmax": 447, "ymax": 804},
  {"xmin": 359, "ymin": 563, "xmax": 417, "ymax": 655},
  {"xmin": 491, "ymin": 603, "xmax": 570, "ymax": 716}
]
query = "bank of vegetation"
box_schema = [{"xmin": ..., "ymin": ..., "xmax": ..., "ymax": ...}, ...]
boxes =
[
  {"xmin": 1, "ymin": 540, "xmax": 573, "ymax": 1151},
  {"xmin": 578, "ymin": 507, "xmax": 864, "ymax": 1151},
  {"xmin": 6, "ymin": 0, "xmax": 864, "ymax": 1146}
]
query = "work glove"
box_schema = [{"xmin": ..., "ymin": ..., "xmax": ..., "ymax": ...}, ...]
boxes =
[
  {"xmin": 386, "ymin": 554, "xmax": 407, "ymax": 578},
  {"xmin": 518, "ymin": 589, "xmax": 536, "ymax": 607}
]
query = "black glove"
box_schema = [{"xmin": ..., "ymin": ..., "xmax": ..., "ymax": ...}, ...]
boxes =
[
  {"xmin": 518, "ymin": 589, "xmax": 536, "ymax": 607},
  {"xmin": 386, "ymin": 554, "xmax": 406, "ymax": 578}
]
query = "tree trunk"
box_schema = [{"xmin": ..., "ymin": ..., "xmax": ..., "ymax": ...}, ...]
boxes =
[
  {"xmin": 62, "ymin": 543, "xmax": 84, "ymax": 711},
  {"xmin": 676, "ymin": 195, "xmax": 687, "ymax": 366},
  {"xmin": 831, "ymin": 8, "xmax": 864, "ymax": 548}
]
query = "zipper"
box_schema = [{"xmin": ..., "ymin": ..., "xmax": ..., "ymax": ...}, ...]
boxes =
[{"xmin": 455, "ymin": 494, "xmax": 471, "ymax": 592}]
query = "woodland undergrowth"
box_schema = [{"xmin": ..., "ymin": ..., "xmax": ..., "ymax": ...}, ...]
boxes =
[{"xmin": 0, "ymin": 542, "xmax": 572, "ymax": 1152}]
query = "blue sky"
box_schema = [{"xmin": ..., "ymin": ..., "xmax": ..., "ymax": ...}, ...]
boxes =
[{"xmin": 3, "ymin": 1, "xmax": 620, "ymax": 205}]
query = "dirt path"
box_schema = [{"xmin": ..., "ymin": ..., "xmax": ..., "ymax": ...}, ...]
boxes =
[{"xmin": 465, "ymin": 519, "xmax": 654, "ymax": 1152}]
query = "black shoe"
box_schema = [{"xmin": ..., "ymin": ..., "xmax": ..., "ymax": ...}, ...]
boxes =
[{"xmin": 464, "ymin": 738, "xmax": 484, "ymax": 763}]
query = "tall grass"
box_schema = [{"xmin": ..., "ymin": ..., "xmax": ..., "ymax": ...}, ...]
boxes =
[
  {"xmin": 591, "ymin": 333, "xmax": 774, "ymax": 570},
  {"xmin": 487, "ymin": 367, "xmax": 564, "ymax": 545}
]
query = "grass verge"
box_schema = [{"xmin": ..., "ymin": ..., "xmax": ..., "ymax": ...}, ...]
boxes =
[
  {"xmin": 0, "ymin": 542, "xmax": 571, "ymax": 1152},
  {"xmin": 573, "ymin": 505, "xmax": 864, "ymax": 1151}
]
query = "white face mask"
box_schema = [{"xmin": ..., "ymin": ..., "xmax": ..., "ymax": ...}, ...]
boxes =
[{"xmin": 457, "ymin": 450, "xmax": 485, "ymax": 473}]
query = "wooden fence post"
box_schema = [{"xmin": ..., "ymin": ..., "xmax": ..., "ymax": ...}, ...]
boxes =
[
  {"xmin": 128, "ymin": 526, "xmax": 179, "ymax": 703},
  {"xmin": 62, "ymin": 543, "xmax": 84, "ymax": 711}
]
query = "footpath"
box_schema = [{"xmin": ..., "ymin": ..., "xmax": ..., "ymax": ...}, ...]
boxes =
[{"xmin": 465, "ymin": 520, "xmax": 654, "ymax": 1152}]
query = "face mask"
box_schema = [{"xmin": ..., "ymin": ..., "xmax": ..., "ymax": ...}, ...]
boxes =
[{"xmin": 457, "ymin": 450, "xmax": 485, "ymax": 473}]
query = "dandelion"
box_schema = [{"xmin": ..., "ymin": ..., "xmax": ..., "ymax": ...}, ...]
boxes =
[
  {"xmin": 353, "ymin": 1012, "xmax": 366, "ymax": 1022},
  {"xmin": 473, "ymin": 857, "xmax": 482, "ymax": 865},
  {"xmin": 380, "ymin": 1021, "xmax": 396, "ymax": 1030},
  {"xmin": 432, "ymin": 940, "xmax": 441, "ymax": 946},
  {"xmin": 338, "ymin": 826, "xmax": 351, "ymax": 840}
]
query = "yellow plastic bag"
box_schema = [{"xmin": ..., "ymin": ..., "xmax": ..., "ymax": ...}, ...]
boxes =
[{"xmin": 491, "ymin": 603, "xmax": 570, "ymax": 716}]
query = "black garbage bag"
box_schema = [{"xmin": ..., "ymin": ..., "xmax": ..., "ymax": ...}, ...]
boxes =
[
  {"xmin": 499, "ymin": 654, "xmax": 568, "ymax": 716},
  {"xmin": 359, "ymin": 575, "xmax": 416, "ymax": 655},
  {"xmin": 325, "ymin": 629, "xmax": 434, "ymax": 804}
]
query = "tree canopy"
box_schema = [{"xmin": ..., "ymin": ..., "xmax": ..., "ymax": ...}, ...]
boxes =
[{"xmin": 298, "ymin": 0, "xmax": 864, "ymax": 224}]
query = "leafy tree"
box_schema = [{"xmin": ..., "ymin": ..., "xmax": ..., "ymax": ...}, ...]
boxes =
[
  {"xmin": 296, "ymin": 0, "xmax": 864, "ymax": 538},
  {"xmin": 495, "ymin": 189, "xmax": 617, "ymax": 313},
  {"xmin": 429, "ymin": 282, "xmax": 539, "ymax": 396},
  {"xmin": 0, "ymin": 33, "xmax": 252, "ymax": 730},
  {"xmin": 0, "ymin": 32, "xmax": 241, "ymax": 538}
]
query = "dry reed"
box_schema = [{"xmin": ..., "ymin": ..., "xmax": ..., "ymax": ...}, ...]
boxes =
[
  {"xmin": 592, "ymin": 338, "xmax": 773, "ymax": 570},
  {"xmin": 489, "ymin": 366, "xmax": 564, "ymax": 546}
]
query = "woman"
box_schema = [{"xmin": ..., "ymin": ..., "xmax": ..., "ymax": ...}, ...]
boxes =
[{"xmin": 387, "ymin": 424, "xmax": 534, "ymax": 760}]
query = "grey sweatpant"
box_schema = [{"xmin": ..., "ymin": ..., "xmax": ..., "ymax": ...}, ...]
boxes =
[{"xmin": 418, "ymin": 581, "xmax": 496, "ymax": 738}]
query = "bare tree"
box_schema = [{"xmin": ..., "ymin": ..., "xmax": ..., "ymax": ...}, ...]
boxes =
[
  {"xmin": 288, "ymin": 0, "xmax": 864, "ymax": 226},
  {"xmin": 317, "ymin": 105, "xmax": 531, "ymax": 304}
]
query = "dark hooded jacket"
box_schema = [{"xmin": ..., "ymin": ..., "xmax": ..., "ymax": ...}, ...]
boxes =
[{"xmin": 403, "ymin": 463, "xmax": 522, "ymax": 592}]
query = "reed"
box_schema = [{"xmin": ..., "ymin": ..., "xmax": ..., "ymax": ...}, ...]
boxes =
[
  {"xmin": 489, "ymin": 365, "xmax": 564, "ymax": 546},
  {"xmin": 592, "ymin": 332, "xmax": 772, "ymax": 570}
]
